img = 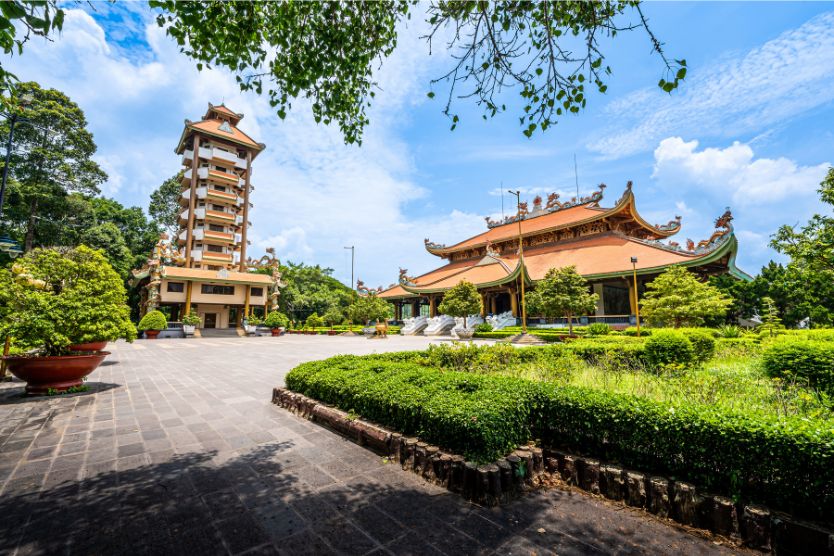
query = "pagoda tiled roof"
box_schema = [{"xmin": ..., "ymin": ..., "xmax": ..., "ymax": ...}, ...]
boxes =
[{"xmin": 161, "ymin": 266, "xmax": 272, "ymax": 285}]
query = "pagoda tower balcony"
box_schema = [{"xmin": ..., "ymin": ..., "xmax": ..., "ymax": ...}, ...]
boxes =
[
  {"xmin": 181, "ymin": 186, "xmax": 243, "ymax": 206},
  {"xmin": 183, "ymin": 167, "xmax": 242, "ymax": 188}
]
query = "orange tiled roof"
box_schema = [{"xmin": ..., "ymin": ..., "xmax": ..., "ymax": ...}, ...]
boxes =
[
  {"xmin": 378, "ymin": 284, "xmax": 415, "ymax": 299},
  {"xmin": 161, "ymin": 266, "xmax": 272, "ymax": 284},
  {"xmin": 190, "ymin": 119, "xmax": 263, "ymax": 150},
  {"xmin": 207, "ymin": 104, "xmax": 240, "ymax": 118},
  {"xmin": 449, "ymin": 204, "xmax": 605, "ymax": 251}
]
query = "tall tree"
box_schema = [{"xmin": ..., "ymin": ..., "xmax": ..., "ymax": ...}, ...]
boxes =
[
  {"xmin": 0, "ymin": 2, "xmax": 64, "ymax": 91},
  {"xmin": 0, "ymin": 82, "xmax": 106, "ymax": 251},
  {"xmin": 771, "ymin": 167, "xmax": 834, "ymax": 273},
  {"xmin": 276, "ymin": 261, "xmax": 355, "ymax": 322},
  {"xmin": 149, "ymin": 172, "xmax": 183, "ymax": 234},
  {"xmin": 438, "ymin": 280, "xmax": 482, "ymax": 329},
  {"xmin": 527, "ymin": 265, "xmax": 597, "ymax": 335},
  {"xmin": 640, "ymin": 266, "xmax": 731, "ymax": 328},
  {"xmin": 80, "ymin": 222, "xmax": 134, "ymax": 279},
  {"xmin": 150, "ymin": 1, "xmax": 684, "ymax": 144}
]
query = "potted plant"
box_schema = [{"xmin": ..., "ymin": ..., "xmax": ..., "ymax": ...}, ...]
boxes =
[
  {"xmin": 245, "ymin": 314, "xmax": 262, "ymax": 335},
  {"xmin": 181, "ymin": 313, "xmax": 200, "ymax": 336},
  {"xmin": 138, "ymin": 310, "xmax": 167, "ymax": 339},
  {"xmin": 323, "ymin": 306, "xmax": 344, "ymax": 336},
  {"xmin": 439, "ymin": 280, "xmax": 482, "ymax": 340},
  {"xmin": 263, "ymin": 311, "xmax": 289, "ymax": 336},
  {"xmin": 0, "ymin": 246, "xmax": 137, "ymax": 394}
]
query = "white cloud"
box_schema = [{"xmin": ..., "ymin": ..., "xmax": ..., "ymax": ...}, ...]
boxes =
[
  {"xmin": 589, "ymin": 11, "xmax": 834, "ymax": 158},
  {"xmin": 4, "ymin": 6, "xmax": 485, "ymax": 286},
  {"xmin": 651, "ymin": 137, "xmax": 830, "ymax": 206}
]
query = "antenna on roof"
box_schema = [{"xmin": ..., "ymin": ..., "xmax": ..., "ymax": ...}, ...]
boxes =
[
  {"xmin": 574, "ymin": 154, "xmax": 579, "ymax": 198},
  {"xmin": 500, "ymin": 181, "xmax": 505, "ymax": 220}
]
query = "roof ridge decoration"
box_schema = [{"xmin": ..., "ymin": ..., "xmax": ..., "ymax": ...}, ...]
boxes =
[
  {"xmin": 398, "ymin": 267, "xmax": 416, "ymax": 286},
  {"xmin": 357, "ymin": 279, "xmax": 384, "ymax": 297},
  {"xmin": 485, "ymin": 183, "xmax": 607, "ymax": 229},
  {"xmin": 627, "ymin": 208, "xmax": 734, "ymax": 256}
]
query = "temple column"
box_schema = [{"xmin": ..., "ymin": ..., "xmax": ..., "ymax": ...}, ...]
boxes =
[
  {"xmin": 184, "ymin": 281, "xmax": 193, "ymax": 316},
  {"xmin": 429, "ymin": 296, "xmax": 437, "ymax": 317},
  {"xmin": 627, "ymin": 279, "xmax": 636, "ymax": 316},
  {"xmin": 411, "ymin": 300, "xmax": 419, "ymax": 318},
  {"xmin": 593, "ymin": 283, "xmax": 604, "ymax": 316},
  {"xmin": 480, "ymin": 293, "xmax": 487, "ymax": 317},
  {"xmin": 508, "ymin": 289, "xmax": 517, "ymax": 317},
  {"xmin": 243, "ymin": 285, "xmax": 251, "ymax": 318},
  {"xmin": 490, "ymin": 294, "xmax": 497, "ymax": 315}
]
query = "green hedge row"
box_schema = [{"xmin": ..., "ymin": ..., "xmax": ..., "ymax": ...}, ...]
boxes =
[
  {"xmin": 762, "ymin": 338, "xmax": 834, "ymax": 396},
  {"xmin": 473, "ymin": 330, "xmax": 566, "ymax": 342},
  {"xmin": 285, "ymin": 355, "xmax": 541, "ymax": 462},
  {"xmin": 285, "ymin": 353, "xmax": 834, "ymax": 519}
]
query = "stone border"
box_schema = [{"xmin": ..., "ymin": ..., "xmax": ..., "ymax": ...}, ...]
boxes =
[{"xmin": 272, "ymin": 387, "xmax": 834, "ymax": 554}]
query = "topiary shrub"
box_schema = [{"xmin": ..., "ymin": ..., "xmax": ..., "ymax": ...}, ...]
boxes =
[
  {"xmin": 762, "ymin": 338, "xmax": 834, "ymax": 396},
  {"xmin": 475, "ymin": 322, "xmax": 493, "ymax": 333},
  {"xmin": 643, "ymin": 330, "xmax": 694, "ymax": 371},
  {"xmin": 587, "ymin": 322, "xmax": 611, "ymax": 336},
  {"xmin": 622, "ymin": 326, "xmax": 651, "ymax": 337},
  {"xmin": 264, "ymin": 311, "xmax": 289, "ymax": 329},
  {"xmin": 138, "ymin": 310, "xmax": 167, "ymax": 331},
  {"xmin": 0, "ymin": 246, "xmax": 136, "ymax": 355},
  {"xmin": 305, "ymin": 312, "xmax": 324, "ymax": 328},
  {"xmin": 680, "ymin": 328, "xmax": 716, "ymax": 363},
  {"xmin": 181, "ymin": 313, "xmax": 201, "ymax": 326}
]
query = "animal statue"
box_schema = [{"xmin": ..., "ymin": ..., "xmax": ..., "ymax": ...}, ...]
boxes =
[
  {"xmin": 697, "ymin": 209, "xmax": 734, "ymax": 249},
  {"xmin": 545, "ymin": 192, "xmax": 562, "ymax": 210},
  {"xmin": 686, "ymin": 239, "xmax": 695, "ymax": 251},
  {"xmin": 518, "ymin": 201, "xmax": 529, "ymax": 217}
]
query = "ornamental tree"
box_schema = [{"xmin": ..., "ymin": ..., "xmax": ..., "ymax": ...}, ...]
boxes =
[
  {"xmin": 346, "ymin": 295, "xmax": 391, "ymax": 326},
  {"xmin": 0, "ymin": 245, "xmax": 136, "ymax": 355},
  {"xmin": 438, "ymin": 280, "xmax": 482, "ymax": 329},
  {"xmin": 323, "ymin": 306, "xmax": 344, "ymax": 328},
  {"xmin": 138, "ymin": 310, "xmax": 167, "ymax": 331},
  {"xmin": 640, "ymin": 266, "xmax": 731, "ymax": 328},
  {"xmin": 527, "ymin": 266, "xmax": 597, "ymax": 335}
]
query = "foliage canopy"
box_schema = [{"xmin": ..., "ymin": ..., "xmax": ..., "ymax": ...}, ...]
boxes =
[
  {"xmin": 527, "ymin": 265, "xmax": 597, "ymax": 334},
  {"xmin": 437, "ymin": 279, "xmax": 481, "ymax": 328},
  {"xmin": 640, "ymin": 266, "xmax": 731, "ymax": 328}
]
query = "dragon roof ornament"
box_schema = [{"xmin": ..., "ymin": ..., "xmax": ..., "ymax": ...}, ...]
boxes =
[
  {"xmin": 398, "ymin": 267, "xmax": 417, "ymax": 286},
  {"xmin": 628, "ymin": 208, "xmax": 734, "ymax": 256},
  {"xmin": 424, "ymin": 238, "xmax": 447, "ymax": 251},
  {"xmin": 357, "ymin": 279, "xmax": 384, "ymax": 297},
  {"xmin": 485, "ymin": 183, "xmax": 607, "ymax": 228}
]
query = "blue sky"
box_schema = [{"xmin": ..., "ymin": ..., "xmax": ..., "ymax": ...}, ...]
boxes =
[{"xmin": 5, "ymin": 2, "xmax": 834, "ymax": 287}]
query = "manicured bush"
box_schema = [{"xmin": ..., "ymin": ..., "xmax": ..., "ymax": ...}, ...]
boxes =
[
  {"xmin": 181, "ymin": 313, "xmax": 201, "ymax": 326},
  {"xmin": 643, "ymin": 330, "xmax": 694, "ymax": 370},
  {"xmin": 264, "ymin": 311, "xmax": 289, "ymax": 329},
  {"xmin": 286, "ymin": 356, "xmax": 541, "ymax": 462},
  {"xmin": 762, "ymin": 338, "xmax": 834, "ymax": 396},
  {"xmin": 138, "ymin": 310, "xmax": 167, "ymax": 331},
  {"xmin": 622, "ymin": 326, "xmax": 651, "ymax": 337},
  {"xmin": 586, "ymin": 322, "xmax": 611, "ymax": 336},
  {"xmin": 475, "ymin": 322, "xmax": 493, "ymax": 333},
  {"xmin": 679, "ymin": 328, "xmax": 716, "ymax": 363},
  {"xmin": 305, "ymin": 312, "xmax": 324, "ymax": 328},
  {"xmin": 535, "ymin": 383, "xmax": 834, "ymax": 520},
  {"xmin": 561, "ymin": 340, "xmax": 646, "ymax": 367}
]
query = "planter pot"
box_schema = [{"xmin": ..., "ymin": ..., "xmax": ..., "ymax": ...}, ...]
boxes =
[
  {"xmin": 182, "ymin": 325, "xmax": 196, "ymax": 336},
  {"xmin": 68, "ymin": 341, "xmax": 108, "ymax": 352},
  {"xmin": 271, "ymin": 328, "xmax": 284, "ymax": 337},
  {"xmin": 454, "ymin": 328, "xmax": 475, "ymax": 339},
  {"xmin": 244, "ymin": 325, "xmax": 257, "ymax": 335},
  {"xmin": 144, "ymin": 330, "xmax": 160, "ymax": 339},
  {"xmin": 3, "ymin": 352, "xmax": 110, "ymax": 395},
  {"xmin": 327, "ymin": 330, "xmax": 338, "ymax": 336}
]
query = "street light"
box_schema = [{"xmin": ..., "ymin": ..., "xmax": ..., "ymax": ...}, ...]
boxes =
[
  {"xmin": 507, "ymin": 190, "xmax": 529, "ymax": 335},
  {"xmin": 344, "ymin": 245, "xmax": 355, "ymax": 290},
  {"xmin": 0, "ymin": 93, "xmax": 34, "ymax": 258},
  {"xmin": 631, "ymin": 256, "xmax": 640, "ymax": 337}
]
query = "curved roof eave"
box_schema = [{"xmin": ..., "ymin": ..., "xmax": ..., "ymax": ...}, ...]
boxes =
[{"xmin": 400, "ymin": 260, "xmax": 528, "ymax": 295}]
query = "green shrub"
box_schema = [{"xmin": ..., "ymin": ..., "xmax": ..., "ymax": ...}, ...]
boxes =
[
  {"xmin": 782, "ymin": 329, "xmax": 834, "ymax": 342},
  {"xmin": 475, "ymin": 322, "xmax": 493, "ymax": 333},
  {"xmin": 587, "ymin": 323, "xmax": 611, "ymax": 336},
  {"xmin": 762, "ymin": 338, "xmax": 834, "ymax": 396},
  {"xmin": 643, "ymin": 330, "xmax": 694, "ymax": 370},
  {"xmin": 535, "ymin": 383, "xmax": 834, "ymax": 520},
  {"xmin": 679, "ymin": 328, "xmax": 716, "ymax": 363},
  {"xmin": 181, "ymin": 313, "xmax": 201, "ymax": 326},
  {"xmin": 622, "ymin": 326, "xmax": 651, "ymax": 337},
  {"xmin": 247, "ymin": 315, "xmax": 263, "ymax": 326},
  {"xmin": 138, "ymin": 310, "xmax": 167, "ymax": 331},
  {"xmin": 264, "ymin": 311, "xmax": 289, "ymax": 329},
  {"xmin": 286, "ymin": 356, "xmax": 541, "ymax": 462},
  {"xmin": 717, "ymin": 324, "xmax": 743, "ymax": 338},
  {"xmin": 305, "ymin": 312, "xmax": 324, "ymax": 328},
  {"xmin": 560, "ymin": 340, "xmax": 646, "ymax": 367}
]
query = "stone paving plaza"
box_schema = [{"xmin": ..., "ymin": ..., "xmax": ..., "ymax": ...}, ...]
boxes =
[{"xmin": 0, "ymin": 336, "xmax": 743, "ymax": 555}]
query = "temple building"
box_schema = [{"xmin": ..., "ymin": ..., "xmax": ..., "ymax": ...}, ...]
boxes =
[
  {"xmin": 378, "ymin": 183, "xmax": 749, "ymax": 328},
  {"xmin": 132, "ymin": 104, "xmax": 283, "ymax": 330}
]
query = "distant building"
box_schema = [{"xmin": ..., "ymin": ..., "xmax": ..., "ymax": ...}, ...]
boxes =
[
  {"xmin": 133, "ymin": 104, "xmax": 282, "ymax": 331},
  {"xmin": 378, "ymin": 183, "xmax": 749, "ymax": 328}
]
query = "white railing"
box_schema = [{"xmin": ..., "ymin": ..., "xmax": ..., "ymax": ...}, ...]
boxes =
[
  {"xmin": 424, "ymin": 315, "xmax": 456, "ymax": 336},
  {"xmin": 210, "ymin": 147, "xmax": 239, "ymax": 165},
  {"xmin": 454, "ymin": 314, "xmax": 484, "ymax": 330},
  {"xmin": 401, "ymin": 316, "xmax": 428, "ymax": 335},
  {"xmin": 487, "ymin": 311, "xmax": 516, "ymax": 330}
]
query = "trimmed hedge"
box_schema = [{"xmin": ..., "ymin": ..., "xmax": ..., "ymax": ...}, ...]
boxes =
[
  {"xmin": 762, "ymin": 338, "xmax": 834, "ymax": 396},
  {"xmin": 473, "ymin": 330, "xmax": 565, "ymax": 342},
  {"xmin": 286, "ymin": 355, "xmax": 541, "ymax": 462},
  {"xmin": 643, "ymin": 330, "xmax": 694, "ymax": 370},
  {"xmin": 285, "ymin": 352, "xmax": 834, "ymax": 520},
  {"xmin": 535, "ymin": 383, "xmax": 834, "ymax": 519}
]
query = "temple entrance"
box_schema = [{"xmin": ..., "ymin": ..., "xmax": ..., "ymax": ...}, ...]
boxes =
[
  {"xmin": 229, "ymin": 307, "xmax": 240, "ymax": 328},
  {"xmin": 204, "ymin": 313, "xmax": 217, "ymax": 328}
]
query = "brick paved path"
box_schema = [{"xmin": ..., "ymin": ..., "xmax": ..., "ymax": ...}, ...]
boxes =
[{"xmin": 0, "ymin": 336, "xmax": 743, "ymax": 555}]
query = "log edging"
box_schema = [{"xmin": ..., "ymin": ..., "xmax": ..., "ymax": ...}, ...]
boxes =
[{"xmin": 272, "ymin": 387, "xmax": 833, "ymax": 554}]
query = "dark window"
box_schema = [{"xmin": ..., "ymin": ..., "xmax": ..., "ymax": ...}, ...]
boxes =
[
  {"xmin": 213, "ymin": 185, "xmax": 225, "ymax": 192},
  {"xmin": 209, "ymin": 224, "xmax": 225, "ymax": 232},
  {"xmin": 167, "ymin": 282, "xmax": 184, "ymax": 293},
  {"xmin": 201, "ymin": 284, "xmax": 235, "ymax": 295},
  {"xmin": 603, "ymin": 285, "xmax": 631, "ymax": 315},
  {"xmin": 251, "ymin": 287, "xmax": 264, "ymax": 297},
  {"xmin": 207, "ymin": 245, "xmax": 223, "ymax": 253}
]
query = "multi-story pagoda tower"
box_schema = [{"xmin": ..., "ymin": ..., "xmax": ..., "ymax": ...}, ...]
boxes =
[{"xmin": 175, "ymin": 103, "xmax": 265, "ymax": 270}]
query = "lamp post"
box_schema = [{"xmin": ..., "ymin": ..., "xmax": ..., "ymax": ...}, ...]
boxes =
[
  {"xmin": 0, "ymin": 93, "xmax": 34, "ymax": 258},
  {"xmin": 507, "ymin": 190, "xmax": 528, "ymax": 334},
  {"xmin": 631, "ymin": 256, "xmax": 640, "ymax": 337},
  {"xmin": 344, "ymin": 245, "xmax": 354, "ymax": 290}
]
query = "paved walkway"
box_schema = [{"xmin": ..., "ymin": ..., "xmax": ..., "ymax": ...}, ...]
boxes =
[{"xmin": 0, "ymin": 336, "xmax": 742, "ymax": 555}]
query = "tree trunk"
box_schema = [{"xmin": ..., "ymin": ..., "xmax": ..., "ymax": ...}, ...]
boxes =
[
  {"xmin": 568, "ymin": 312, "xmax": 573, "ymax": 335},
  {"xmin": 463, "ymin": 315, "xmax": 467, "ymax": 329},
  {"xmin": 24, "ymin": 197, "xmax": 38, "ymax": 252}
]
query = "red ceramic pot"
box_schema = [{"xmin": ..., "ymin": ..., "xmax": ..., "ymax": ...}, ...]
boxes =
[
  {"xmin": 144, "ymin": 330, "xmax": 160, "ymax": 339},
  {"xmin": 68, "ymin": 341, "xmax": 108, "ymax": 352},
  {"xmin": 271, "ymin": 328, "xmax": 281, "ymax": 337},
  {"xmin": 3, "ymin": 352, "xmax": 110, "ymax": 395}
]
